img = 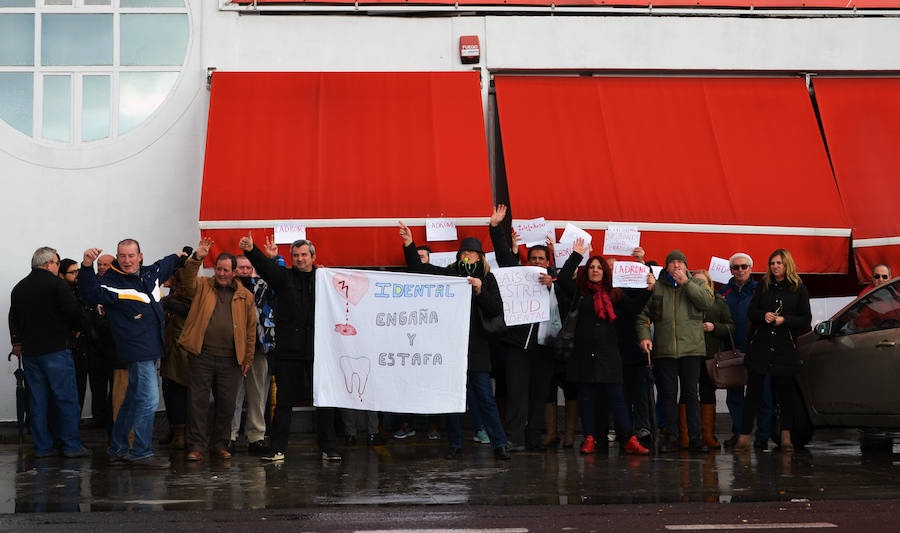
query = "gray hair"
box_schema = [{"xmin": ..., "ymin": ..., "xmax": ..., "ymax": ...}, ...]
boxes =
[
  {"xmin": 729, "ymin": 252, "xmax": 753, "ymax": 269},
  {"xmin": 291, "ymin": 239, "xmax": 316, "ymax": 257},
  {"xmin": 872, "ymin": 263, "xmax": 892, "ymax": 276},
  {"xmin": 31, "ymin": 247, "xmax": 58, "ymax": 269}
]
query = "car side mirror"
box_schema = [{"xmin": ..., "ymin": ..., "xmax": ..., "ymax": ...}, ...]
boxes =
[{"xmin": 814, "ymin": 320, "xmax": 833, "ymax": 337}]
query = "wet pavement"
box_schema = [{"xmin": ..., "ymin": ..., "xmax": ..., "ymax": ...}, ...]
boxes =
[{"xmin": 2, "ymin": 418, "xmax": 900, "ymax": 513}]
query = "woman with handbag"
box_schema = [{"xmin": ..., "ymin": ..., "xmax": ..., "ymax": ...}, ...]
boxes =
[
  {"xmin": 689, "ymin": 270, "xmax": 734, "ymax": 450},
  {"xmin": 398, "ymin": 222, "xmax": 511, "ymax": 461},
  {"xmin": 557, "ymin": 239, "xmax": 649, "ymax": 455},
  {"xmin": 734, "ymin": 249, "xmax": 811, "ymax": 452}
]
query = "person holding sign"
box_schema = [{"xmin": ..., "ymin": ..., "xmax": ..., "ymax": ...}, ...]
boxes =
[
  {"xmin": 489, "ymin": 204, "xmax": 560, "ymax": 452},
  {"xmin": 398, "ymin": 221, "xmax": 511, "ymax": 461},
  {"xmin": 239, "ymin": 233, "xmax": 342, "ymax": 463},
  {"xmin": 556, "ymin": 239, "xmax": 649, "ymax": 456},
  {"xmin": 734, "ymin": 249, "xmax": 811, "ymax": 453},
  {"xmin": 636, "ymin": 250, "xmax": 714, "ymax": 453},
  {"xmin": 689, "ymin": 270, "xmax": 734, "ymax": 450}
]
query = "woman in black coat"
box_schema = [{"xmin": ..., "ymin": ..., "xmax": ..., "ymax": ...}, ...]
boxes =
[
  {"xmin": 556, "ymin": 239, "xmax": 648, "ymax": 455},
  {"xmin": 734, "ymin": 248, "xmax": 811, "ymax": 452},
  {"xmin": 398, "ymin": 222, "xmax": 511, "ymax": 460}
]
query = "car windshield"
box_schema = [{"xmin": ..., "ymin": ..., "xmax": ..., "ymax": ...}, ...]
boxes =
[{"xmin": 834, "ymin": 282, "xmax": 900, "ymax": 336}]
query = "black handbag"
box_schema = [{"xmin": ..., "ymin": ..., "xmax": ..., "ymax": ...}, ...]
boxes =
[
  {"xmin": 705, "ymin": 326, "xmax": 748, "ymax": 389},
  {"xmin": 476, "ymin": 304, "xmax": 508, "ymax": 339},
  {"xmin": 553, "ymin": 295, "xmax": 582, "ymax": 362}
]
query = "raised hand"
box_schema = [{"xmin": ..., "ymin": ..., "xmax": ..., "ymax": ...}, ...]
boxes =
[
  {"xmin": 238, "ymin": 231, "xmax": 254, "ymax": 252},
  {"xmin": 573, "ymin": 237, "xmax": 589, "ymax": 257},
  {"xmin": 196, "ymin": 236, "xmax": 213, "ymax": 260},
  {"xmin": 490, "ymin": 204, "xmax": 508, "ymax": 227},
  {"xmin": 632, "ymin": 246, "xmax": 646, "ymax": 264},
  {"xmin": 82, "ymin": 248, "xmax": 103, "ymax": 267},
  {"xmin": 398, "ymin": 221, "xmax": 413, "ymax": 246},
  {"xmin": 264, "ymin": 235, "xmax": 279, "ymax": 259},
  {"xmin": 510, "ymin": 229, "xmax": 521, "ymax": 253}
]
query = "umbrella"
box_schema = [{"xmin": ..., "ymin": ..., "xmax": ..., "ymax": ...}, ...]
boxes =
[{"xmin": 8, "ymin": 353, "xmax": 26, "ymax": 444}]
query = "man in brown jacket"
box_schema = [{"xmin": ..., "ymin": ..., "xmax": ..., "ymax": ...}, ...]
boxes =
[{"xmin": 178, "ymin": 237, "xmax": 257, "ymax": 461}]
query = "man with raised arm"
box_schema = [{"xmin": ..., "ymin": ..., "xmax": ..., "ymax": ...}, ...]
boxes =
[
  {"xmin": 78, "ymin": 239, "xmax": 183, "ymax": 469},
  {"xmin": 239, "ymin": 233, "xmax": 341, "ymax": 462}
]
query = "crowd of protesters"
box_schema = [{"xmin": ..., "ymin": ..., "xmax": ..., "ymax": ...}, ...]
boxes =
[{"xmin": 8, "ymin": 207, "xmax": 895, "ymax": 467}]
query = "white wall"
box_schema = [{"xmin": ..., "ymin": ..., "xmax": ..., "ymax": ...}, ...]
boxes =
[{"xmin": 2, "ymin": 3, "xmax": 898, "ymax": 420}]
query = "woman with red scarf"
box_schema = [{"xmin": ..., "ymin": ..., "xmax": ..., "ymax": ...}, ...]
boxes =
[{"xmin": 557, "ymin": 239, "xmax": 649, "ymax": 455}]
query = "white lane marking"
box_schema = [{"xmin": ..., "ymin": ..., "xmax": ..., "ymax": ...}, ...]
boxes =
[
  {"xmin": 356, "ymin": 530, "xmax": 528, "ymax": 533},
  {"xmin": 665, "ymin": 523, "xmax": 837, "ymax": 530}
]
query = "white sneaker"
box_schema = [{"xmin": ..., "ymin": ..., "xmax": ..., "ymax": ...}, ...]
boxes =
[{"xmin": 261, "ymin": 451, "xmax": 285, "ymax": 462}]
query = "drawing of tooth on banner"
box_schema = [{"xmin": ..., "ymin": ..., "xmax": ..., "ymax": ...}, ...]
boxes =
[
  {"xmin": 340, "ymin": 356, "xmax": 370, "ymax": 402},
  {"xmin": 332, "ymin": 272, "xmax": 370, "ymax": 336}
]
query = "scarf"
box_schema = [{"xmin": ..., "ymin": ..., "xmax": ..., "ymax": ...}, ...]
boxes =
[{"xmin": 586, "ymin": 281, "xmax": 616, "ymax": 322}]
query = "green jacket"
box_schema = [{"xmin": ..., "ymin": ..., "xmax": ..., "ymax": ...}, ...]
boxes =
[
  {"xmin": 636, "ymin": 274, "xmax": 714, "ymax": 359},
  {"xmin": 703, "ymin": 294, "xmax": 734, "ymax": 358}
]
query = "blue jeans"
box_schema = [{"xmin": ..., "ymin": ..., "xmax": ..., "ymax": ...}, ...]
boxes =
[
  {"xmin": 447, "ymin": 371, "xmax": 507, "ymax": 450},
  {"xmin": 22, "ymin": 350, "xmax": 83, "ymax": 455},
  {"xmin": 109, "ymin": 360, "xmax": 159, "ymax": 460}
]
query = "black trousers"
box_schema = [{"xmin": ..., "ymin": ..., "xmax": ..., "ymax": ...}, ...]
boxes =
[
  {"xmin": 270, "ymin": 358, "xmax": 336, "ymax": 453},
  {"xmin": 622, "ymin": 365, "xmax": 652, "ymax": 432},
  {"xmin": 505, "ymin": 344, "xmax": 554, "ymax": 446},
  {"xmin": 741, "ymin": 371, "xmax": 797, "ymax": 435},
  {"xmin": 657, "ymin": 356, "xmax": 702, "ymax": 441}
]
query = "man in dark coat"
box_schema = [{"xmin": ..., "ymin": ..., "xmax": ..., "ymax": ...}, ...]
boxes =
[
  {"xmin": 9, "ymin": 246, "xmax": 89, "ymax": 458},
  {"xmin": 239, "ymin": 233, "xmax": 341, "ymax": 462}
]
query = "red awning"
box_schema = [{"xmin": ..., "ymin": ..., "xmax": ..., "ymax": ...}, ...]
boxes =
[
  {"xmin": 814, "ymin": 78, "xmax": 900, "ymax": 282},
  {"xmin": 200, "ymin": 71, "xmax": 493, "ymax": 267},
  {"xmin": 494, "ymin": 76, "xmax": 850, "ymax": 274}
]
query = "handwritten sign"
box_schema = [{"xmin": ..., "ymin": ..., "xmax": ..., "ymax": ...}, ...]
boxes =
[
  {"xmin": 314, "ymin": 268, "xmax": 472, "ymax": 413},
  {"xmin": 274, "ymin": 223, "xmax": 306, "ymax": 245},
  {"xmin": 425, "ymin": 218, "xmax": 458, "ymax": 242},
  {"xmin": 494, "ymin": 266, "xmax": 550, "ymax": 326},
  {"xmin": 553, "ymin": 242, "xmax": 588, "ymax": 267},
  {"xmin": 612, "ymin": 261, "xmax": 651, "ymax": 288},
  {"xmin": 558, "ymin": 223, "xmax": 593, "ymax": 246},
  {"xmin": 708, "ymin": 256, "xmax": 732, "ymax": 285},
  {"xmin": 512, "ymin": 217, "xmax": 553, "ymax": 247},
  {"xmin": 603, "ymin": 224, "xmax": 641, "ymax": 256}
]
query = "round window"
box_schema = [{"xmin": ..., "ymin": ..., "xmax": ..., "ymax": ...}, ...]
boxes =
[{"xmin": 0, "ymin": 0, "xmax": 189, "ymax": 144}]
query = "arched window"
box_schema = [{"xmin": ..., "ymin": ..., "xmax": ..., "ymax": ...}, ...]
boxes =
[{"xmin": 0, "ymin": 0, "xmax": 188, "ymax": 143}]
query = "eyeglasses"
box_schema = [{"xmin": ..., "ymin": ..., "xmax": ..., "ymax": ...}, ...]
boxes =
[
  {"xmin": 731, "ymin": 264, "xmax": 750, "ymax": 271},
  {"xmin": 873, "ymin": 274, "xmax": 890, "ymax": 280},
  {"xmin": 66, "ymin": 269, "xmax": 78, "ymax": 275}
]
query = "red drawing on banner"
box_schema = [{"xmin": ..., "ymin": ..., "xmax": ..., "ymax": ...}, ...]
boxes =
[{"xmin": 332, "ymin": 272, "xmax": 369, "ymax": 336}]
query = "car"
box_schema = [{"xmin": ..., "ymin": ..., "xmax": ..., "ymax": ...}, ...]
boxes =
[{"xmin": 787, "ymin": 277, "xmax": 900, "ymax": 447}]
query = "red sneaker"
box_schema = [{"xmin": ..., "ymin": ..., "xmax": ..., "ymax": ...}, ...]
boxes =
[
  {"xmin": 579, "ymin": 435, "xmax": 596, "ymax": 454},
  {"xmin": 625, "ymin": 435, "xmax": 650, "ymax": 455}
]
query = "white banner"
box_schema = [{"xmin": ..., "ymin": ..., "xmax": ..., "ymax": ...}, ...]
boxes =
[
  {"xmin": 314, "ymin": 268, "xmax": 472, "ymax": 413},
  {"xmin": 553, "ymin": 242, "xmax": 588, "ymax": 267},
  {"xmin": 274, "ymin": 223, "xmax": 306, "ymax": 245},
  {"xmin": 425, "ymin": 218, "xmax": 458, "ymax": 241},
  {"xmin": 708, "ymin": 256, "xmax": 733, "ymax": 285},
  {"xmin": 559, "ymin": 223, "xmax": 593, "ymax": 246},
  {"xmin": 512, "ymin": 217, "xmax": 554, "ymax": 247},
  {"xmin": 428, "ymin": 251, "xmax": 498, "ymax": 271},
  {"xmin": 494, "ymin": 266, "xmax": 550, "ymax": 326},
  {"xmin": 603, "ymin": 224, "xmax": 641, "ymax": 256},
  {"xmin": 612, "ymin": 261, "xmax": 651, "ymax": 288}
]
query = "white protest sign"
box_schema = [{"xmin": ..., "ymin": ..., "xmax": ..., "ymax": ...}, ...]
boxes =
[
  {"xmin": 425, "ymin": 218, "xmax": 458, "ymax": 242},
  {"xmin": 603, "ymin": 224, "xmax": 641, "ymax": 256},
  {"xmin": 274, "ymin": 223, "xmax": 306, "ymax": 245},
  {"xmin": 558, "ymin": 223, "xmax": 593, "ymax": 246},
  {"xmin": 554, "ymin": 242, "xmax": 588, "ymax": 267},
  {"xmin": 494, "ymin": 266, "xmax": 550, "ymax": 326},
  {"xmin": 485, "ymin": 252, "xmax": 499, "ymax": 271},
  {"xmin": 650, "ymin": 265, "xmax": 663, "ymax": 279},
  {"xmin": 708, "ymin": 256, "xmax": 732, "ymax": 285},
  {"xmin": 612, "ymin": 261, "xmax": 651, "ymax": 288},
  {"xmin": 513, "ymin": 218, "xmax": 552, "ymax": 247},
  {"xmin": 314, "ymin": 268, "xmax": 472, "ymax": 413},
  {"xmin": 427, "ymin": 251, "xmax": 457, "ymax": 268}
]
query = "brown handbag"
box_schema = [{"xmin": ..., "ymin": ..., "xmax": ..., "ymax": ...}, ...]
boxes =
[{"xmin": 705, "ymin": 326, "xmax": 748, "ymax": 389}]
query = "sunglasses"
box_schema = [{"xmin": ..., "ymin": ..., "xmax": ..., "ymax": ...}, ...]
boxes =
[
  {"xmin": 873, "ymin": 274, "xmax": 890, "ymax": 280},
  {"xmin": 730, "ymin": 264, "xmax": 750, "ymax": 271}
]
